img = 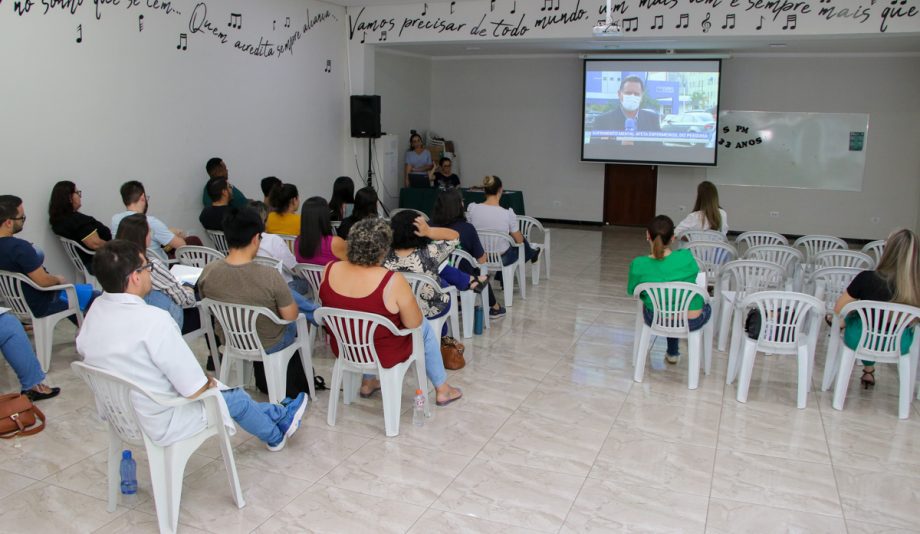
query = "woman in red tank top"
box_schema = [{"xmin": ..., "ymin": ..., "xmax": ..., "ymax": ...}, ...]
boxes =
[{"xmin": 319, "ymin": 218, "xmax": 463, "ymax": 406}]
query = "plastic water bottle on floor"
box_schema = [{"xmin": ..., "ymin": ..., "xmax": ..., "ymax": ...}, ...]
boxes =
[
  {"xmin": 412, "ymin": 389, "xmax": 426, "ymax": 427},
  {"xmin": 120, "ymin": 450, "xmax": 138, "ymax": 506}
]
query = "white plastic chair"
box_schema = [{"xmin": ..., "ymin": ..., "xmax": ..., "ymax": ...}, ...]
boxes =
[
  {"xmin": 315, "ymin": 307, "xmax": 429, "ymax": 437},
  {"xmin": 829, "ymin": 301, "xmax": 920, "ymax": 419},
  {"xmin": 447, "ymin": 249, "xmax": 490, "ymax": 338},
  {"xmin": 734, "ymin": 231, "xmax": 788, "ymax": 253},
  {"xmin": 713, "ymin": 260, "xmax": 786, "ymax": 355},
  {"xmin": 680, "ymin": 229, "xmax": 727, "ymax": 244},
  {"xmin": 292, "ymin": 263, "xmax": 325, "ymax": 303},
  {"xmin": 814, "ymin": 249, "xmax": 875, "ymax": 271},
  {"xmin": 252, "ymin": 255, "xmax": 283, "ymax": 273},
  {"xmin": 478, "ymin": 231, "xmax": 527, "ymax": 307},
  {"xmin": 684, "ymin": 241, "xmax": 738, "ymax": 286},
  {"xmin": 200, "ymin": 299, "xmax": 315, "ymax": 404},
  {"xmin": 206, "ymin": 230, "xmax": 229, "ymax": 255},
  {"xmin": 793, "ymin": 235, "xmax": 847, "ymax": 290},
  {"xmin": 71, "ymin": 361, "xmax": 244, "ymax": 534},
  {"xmin": 175, "ymin": 246, "xmax": 224, "ymax": 269},
  {"xmin": 402, "ymin": 272, "xmax": 460, "ymax": 340},
  {"xmin": 744, "ymin": 245, "xmax": 804, "ymax": 288},
  {"xmin": 813, "ymin": 267, "xmax": 863, "ymax": 392},
  {"xmin": 861, "ymin": 240, "xmax": 886, "ymax": 265},
  {"xmin": 518, "ymin": 216, "xmax": 550, "ymax": 284},
  {"xmin": 632, "ymin": 282, "xmax": 713, "ymax": 390},
  {"xmin": 732, "ymin": 291, "xmax": 823, "ymax": 409},
  {"xmin": 278, "ymin": 234, "xmax": 297, "ymax": 254},
  {"xmin": 0, "ymin": 270, "xmax": 83, "ymax": 372},
  {"xmin": 58, "ymin": 236, "xmax": 99, "ymax": 289},
  {"xmin": 390, "ymin": 208, "xmax": 429, "ymax": 221}
]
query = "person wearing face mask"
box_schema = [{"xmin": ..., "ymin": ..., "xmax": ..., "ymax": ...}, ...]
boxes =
[{"xmin": 591, "ymin": 75, "xmax": 662, "ymax": 135}]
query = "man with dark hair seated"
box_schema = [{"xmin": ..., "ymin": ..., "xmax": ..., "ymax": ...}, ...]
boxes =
[
  {"xmin": 112, "ymin": 181, "xmax": 200, "ymax": 262},
  {"xmin": 197, "ymin": 207, "xmax": 319, "ymax": 398},
  {"xmin": 76, "ymin": 240, "xmax": 306, "ymax": 451},
  {"xmin": 203, "ymin": 158, "xmax": 248, "ymax": 208},
  {"xmin": 199, "ymin": 178, "xmax": 232, "ymax": 231},
  {"xmin": 260, "ymin": 176, "xmax": 281, "ymax": 205}
]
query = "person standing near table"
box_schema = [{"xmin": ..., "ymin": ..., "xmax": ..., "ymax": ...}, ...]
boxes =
[{"xmin": 404, "ymin": 133, "xmax": 434, "ymax": 188}]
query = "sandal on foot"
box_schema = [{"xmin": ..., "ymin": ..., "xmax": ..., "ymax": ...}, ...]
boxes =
[
  {"xmin": 468, "ymin": 274, "xmax": 492, "ymax": 294},
  {"xmin": 860, "ymin": 368, "xmax": 875, "ymax": 389},
  {"xmin": 359, "ymin": 386, "xmax": 381, "ymax": 399},
  {"xmin": 435, "ymin": 388, "xmax": 463, "ymax": 407}
]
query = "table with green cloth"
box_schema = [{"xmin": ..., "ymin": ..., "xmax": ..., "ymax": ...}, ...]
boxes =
[{"xmin": 398, "ymin": 188, "xmax": 525, "ymax": 217}]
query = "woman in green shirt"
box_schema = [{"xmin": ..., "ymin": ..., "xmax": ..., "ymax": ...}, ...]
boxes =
[{"xmin": 627, "ymin": 215, "xmax": 711, "ymax": 363}]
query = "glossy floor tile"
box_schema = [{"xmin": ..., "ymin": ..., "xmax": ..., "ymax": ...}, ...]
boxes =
[{"xmin": 0, "ymin": 225, "xmax": 917, "ymax": 533}]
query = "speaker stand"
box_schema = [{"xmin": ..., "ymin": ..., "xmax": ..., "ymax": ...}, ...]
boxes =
[{"xmin": 366, "ymin": 138, "xmax": 375, "ymax": 191}]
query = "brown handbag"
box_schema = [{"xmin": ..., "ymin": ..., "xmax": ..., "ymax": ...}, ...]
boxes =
[
  {"xmin": 0, "ymin": 393, "xmax": 46, "ymax": 439},
  {"xmin": 440, "ymin": 336, "xmax": 466, "ymax": 370}
]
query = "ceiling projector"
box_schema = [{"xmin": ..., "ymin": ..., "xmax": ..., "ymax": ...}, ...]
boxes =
[{"xmin": 593, "ymin": 21, "xmax": 622, "ymax": 37}]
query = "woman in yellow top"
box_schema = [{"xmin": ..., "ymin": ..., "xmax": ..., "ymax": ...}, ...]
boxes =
[{"xmin": 265, "ymin": 183, "xmax": 301, "ymax": 235}]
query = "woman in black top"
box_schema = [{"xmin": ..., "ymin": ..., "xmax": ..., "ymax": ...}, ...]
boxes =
[
  {"xmin": 834, "ymin": 228, "xmax": 920, "ymax": 387},
  {"xmin": 48, "ymin": 180, "xmax": 111, "ymax": 273},
  {"xmin": 337, "ymin": 186, "xmax": 378, "ymax": 239},
  {"xmin": 328, "ymin": 176, "xmax": 354, "ymax": 221}
]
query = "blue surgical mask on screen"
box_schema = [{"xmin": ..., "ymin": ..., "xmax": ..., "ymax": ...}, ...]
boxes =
[{"xmin": 621, "ymin": 94, "xmax": 641, "ymax": 112}]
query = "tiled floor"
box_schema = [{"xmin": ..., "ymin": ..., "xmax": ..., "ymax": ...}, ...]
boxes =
[{"xmin": 1, "ymin": 225, "xmax": 919, "ymax": 533}]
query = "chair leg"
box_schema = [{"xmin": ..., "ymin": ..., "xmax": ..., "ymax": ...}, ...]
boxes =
[
  {"xmin": 822, "ymin": 330, "xmax": 841, "ymax": 392},
  {"xmin": 736, "ymin": 339, "xmax": 758, "ymax": 403},
  {"xmin": 481, "ymin": 288, "xmax": 490, "ymax": 331},
  {"xmin": 106, "ymin": 431, "xmax": 121, "ymax": 513},
  {"xmin": 327, "ymin": 360, "xmax": 343, "ymax": 427},
  {"xmin": 502, "ymin": 266, "xmax": 514, "ymax": 307},
  {"xmin": 380, "ymin": 369, "xmax": 404, "ymax": 437},
  {"xmin": 449, "ymin": 305, "xmax": 460, "ymax": 341},
  {"xmin": 460, "ymin": 292, "xmax": 474, "ymax": 339},
  {"xmin": 832, "ymin": 349, "xmax": 857, "ymax": 411},
  {"xmin": 797, "ymin": 344, "xmax": 809, "ymax": 409},
  {"xmin": 726, "ymin": 312, "xmax": 743, "ymax": 385},
  {"xmin": 517, "ymin": 257, "xmax": 527, "ymax": 300},
  {"xmin": 263, "ymin": 353, "xmax": 292, "ymax": 405},
  {"xmin": 898, "ymin": 357, "xmax": 911, "ymax": 420},
  {"xmin": 633, "ymin": 326, "xmax": 652, "ymax": 383},
  {"xmin": 688, "ymin": 332, "xmax": 701, "ymax": 390},
  {"xmin": 299, "ymin": 346, "xmax": 316, "ymax": 401},
  {"xmin": 216, "ymin": 431, "xmax": 246, "ymax": 509},
  {"xmin": 543, "ymin": 236, "xmax": 551, "ymax": 279},
  {"xmin": 145, "ymin": 446, "xmax": 176, "ymax": 534},
  {"xmin": 33, "ymin": 318, "xmax": 53, "ymax": 373},
  {"xmin": 717, "ymin": 301, "xmax": 734, "ymax": 352},
  {"xmin": 703, "ymin": 322, "xmax": 713, "ymax": 376}
]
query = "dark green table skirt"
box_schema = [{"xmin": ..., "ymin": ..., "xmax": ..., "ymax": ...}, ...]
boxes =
[{"xmin": 398, "ymin": 188, "xmax": 525, "ymax": 216}]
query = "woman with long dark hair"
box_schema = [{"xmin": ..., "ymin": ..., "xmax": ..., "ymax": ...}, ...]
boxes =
[
  {"xmin": 296, "ymin": 197, "xmax": 347, "ymax": 265},
  {"xmin": 328, "ymin": 176, "xmax": 355, "ymax": 221},
  {"xmin": 675, "ymin": 180, "xmax": 728, "ymax": 236},
  {"xmin": 265, "ymin": 183, "xmax": 300, "ymax": 235},
  {"xmin": 48, "ymin": 180, "xmax": 111, "ymax": 273},
  {"xmin": 336, "ymin": 186, "xmax": 378, "ymax": 239}
]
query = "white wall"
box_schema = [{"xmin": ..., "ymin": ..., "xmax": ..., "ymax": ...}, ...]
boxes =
[
  {"xmin": 1, "ymin": 0, "xmax": 348, "ymax": 276},
  {"xmin": 430, "ymin": 55, "xmax": 603, "ymax": 220}
]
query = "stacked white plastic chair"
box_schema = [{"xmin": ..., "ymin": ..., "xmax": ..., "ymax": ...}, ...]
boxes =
[
  {"xmin": 206, "ymin": 230, "xmax": 230, "ymax": 255},
  {"xmin": 861, "ymin": 239, "xmax": 886, "ymax": 265},
  {"xmin": 316, "ymin": 308, "xmax": 429, "ymax": 437},
  {"xmin": 793, "ymin": 235, "xmax": 846, "ymax": 292},
  {"xmin": 731, "ymin": 291, "xmax": 823, "ymax": 409},
  {"xmin": 478, "ymin": 231, "xmax": 526, "ymax": 307},
  {"xmin": 518, "ymin": 216, "xmax": 550, "ymax": 284},
  {"xmin": 632, "ymin": 282, "xmax": 713, "ymax": 390},
  {"xmin": 684, "ymin": 241, "xmax": 738, "ymax": 287},
  {"xmin": 447, "ymin": 249, "xmax": 490, "ymax": 338},
  {"xmin": 744, "ymin": 245, "xmax": 804, "ymax": 289},
  {"xmin": 175, "ymin": 245, "xmax": 224, "ymax": 269},
  {"xmin": 402, "ymin": 272, "xmax": 460, "ymax": 340},
  {"xmin": 734, "ymin": 231, "xmax": 788, "ymax": 254},
  {"xmin": 828, "ymin": 301, "xmax": 920, "ymax": 419},
  {"xmin": 714, "ymin": 260, "xmax": 786, "ymax": 355},
  {"xmin": 72, "ymin": 361, "xmax": 244, "ymax": 534},
  {"xmin": 814, "ymin": 249, "xmax": 875, "ymax": 270},
  {"xmin": 58, "ymin": 236, "xmax": 100, "ymax": 289},
  {"xmin": 0, "ymin": 270, "xmax": 83, "ymax": 372},
  {"xmin": 200, "ymin": 299, "xmax": 315, "ymax": 403}
]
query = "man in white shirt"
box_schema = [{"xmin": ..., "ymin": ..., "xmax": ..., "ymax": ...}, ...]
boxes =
[
  {"xmin": 111, "ymin": 181, "xmax": 191, "ymax": 262},
  {"xmin": 76, "ymin": 240, "xmax": 306, "ymax": 451}
]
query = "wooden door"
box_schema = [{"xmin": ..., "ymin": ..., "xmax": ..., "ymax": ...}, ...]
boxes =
[{"xmin": 603, "ymin": 164, "xmax": 657, "ymax": 226}]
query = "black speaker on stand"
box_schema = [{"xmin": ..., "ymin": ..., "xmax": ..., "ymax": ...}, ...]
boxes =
[{"xmin": 350, "ymin": 95, "xmax": 382, "ymax": 192}]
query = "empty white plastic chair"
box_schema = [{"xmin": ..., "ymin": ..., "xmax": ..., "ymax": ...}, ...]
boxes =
[
  {"xmin": 684, "ymin": 241, "xmax": 738, "ymax": 285},
  {"xmin": 292, "ymin": 263, "xmax": 325, "ymax": 303},
  {"xmin": 447, "ymin": 249, "xmax": 490, "ymax": 338},
  {"xmin": 814, "ymin": 267, "xmax": 863, "ymax": 391},
  {"xmin": 830, "ymin": 301, "xmax": 920, "ymax": 419},
  {"xmin": 734, "ymin": 231, "xmax": 788, "ymax": 253},
  {"xmin": 733, "ymin": 291, "xmax": 823, "ymax": 409},
  {"xmin": 478, "ymin": 230, "xmax": 527, "ymax": 307},
  {"xmin": 714, "ymin": 260, "xmax": 786, "ymax": 356},
  {"xmin": 744, "ymin": 245, "xmax": 804, "ymax": 288},
  {"xmin": 402, "ymin": 272, "xmax": 460, "ymax": 340},
  {"xmin": 58, "ymin": 236, "xmax": 99, "ymax": 289},
  {"xmin": 175, "ymin": 246, "xmax": 224, "ymax": 269},
  {"xmin": 793, "ymin": 235, "xmax": 847, "ymax": 290},
  {"xmin": 71, "ymin": 361, "xmax": 244, "ymax": 534},
  {"xmin": 206, "ymin": 230, "xmax": 230, "ymax": 255},
  {"xmin": 389, "ymin": 208, "xmax": 429, "ymax": 221},
  {"xmin": 861, "ymin": 240, "xmax": 886, "ymax": 265},
  {"xmin": 632, "ymin": 282, "xmax": 713, "ymax": 390},
  {"xmin": 315, "ymin": 307, "xmax": 429, "ymax": 437},
  {"xmin": 200, "ymin": 299, "xmax": 315, "ymax": 404},
  {"xmin": 0, "ymin": 270, "xmax": 83, "ymax": 372},
  {"xmin": 518, "ymin": 216, "xmax": 551, "ymax": 284},
  {"xmin": 680, "ymin": 230, "xmax": 727, "ymax": 243},
  {"xmin": 814, "ymin": 249, "xmax": 875, "ymax": 271}
]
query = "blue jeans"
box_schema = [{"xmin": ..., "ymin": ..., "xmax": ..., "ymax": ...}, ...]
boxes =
[
  {"xmin": 643, "ymin": 304, "xmax": 712, "ymax": 356},
  {"xmin": 364, "ymin": 318, "xmax": 447, "ymax": 387},
  {"xmin": 289, "ymin": 289, "xmax": 318, "ymax": 326},
  {"xmin": 0, "ymin": 313, "xmax": 46, "ymax": 391},
  {"xmin": 501, "ymin": 239, "xmax": 538, "ymax": 266},
  {"xmin": 440, "ymin": 265, "xmax": 470, "ymax": 291},
  {"xmin": 220, "ymin": 387, "xmax": 285, "ymax": 446},
  {"xmin": 266, "ymin": 322, "xmax": 297, "ymax": 353},
  {"xmin": 144, "ymin": 290, "xmax": 184, "ymax": 329}
]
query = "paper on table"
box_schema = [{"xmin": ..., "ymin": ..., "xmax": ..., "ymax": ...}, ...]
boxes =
[{"xmin": 169, "ymin": 264, "xmax": 203, "ymax": 285}]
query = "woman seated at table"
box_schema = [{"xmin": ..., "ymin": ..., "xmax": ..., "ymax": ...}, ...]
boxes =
[
  {"xmin": 265, "ymin": 183, "xmax": 301, "ymax": 235},
  {"xmin": 468, "ymin": 175, "xmax": 540, "ymax": 267},
  {"xmin": 295, "ymin": 197, "xmax": 347, "ymax": 266},
  {"xmin": 48, "ymin": 180, "xmax": 111, "ymax": 274},
  {"xmin": 404, "ymin": 133, "xmax": 434, "ymax": 189},
  {"xmin": 319, "ymin": 218, "xmax": 463, "ymax": 406},
  {"xmin": 433, "ymin": 157, "xmax": 460, "ymax": 189},
  {"xmin": 337, "ymin": 187, "xmax": 378, "ymax": 240},
  {"xmin": 115, "ymin": 213, "xmax": 199, "ymax": 334}
]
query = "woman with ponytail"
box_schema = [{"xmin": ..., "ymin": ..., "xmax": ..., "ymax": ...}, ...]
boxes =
[{"xmin": 628, "ymin": 215, "xmax": 712, "ymax": 364}]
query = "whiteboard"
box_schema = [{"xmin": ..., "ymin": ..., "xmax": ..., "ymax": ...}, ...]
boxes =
[{"xmin": 707, "ymin": 111, "xmax": 869, "ymax": 191}]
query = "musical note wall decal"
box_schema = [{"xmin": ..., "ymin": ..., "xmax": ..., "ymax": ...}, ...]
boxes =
[
  {"xmin": 490, "ymin": 0, "xmax": 495, "ymax": 11},
  {"xmin": 176, "ymin": 33, "xmax": 187, "ymax": 50},
  {"xmin": 701, "ymin": 12, "xmax": 712, "ymax": 32},
  {"xmin": 380, "ymin": 29, "xmax": 388, "ymax": 41},
  {"xmin": 324, "ymin": 59, "xmax": 332, "ymax": 73},
  {"xmin": 651, "ymin": 14, "xmax": 663, "ymax": 30},
  {"xmin": 76, "ymin": 24, "xmax": 82, "ymax": 43},
  {"xmin": 622, "ymin": 16, "xmax": 638, "ymax": 31},
  {"xmin": 228, "ymin": 13, "xmax": 242, "ymax": 29},
  {"xmin": 273, "ymin": 20, "xmax": 276, "ymax": 31},
  {"xmin": 755, "ymin": 15, "xmax": 764, "ymax": 30},
  {"xmin": 360, "ymin": 31, "xmax": 366, "ymax": 43},
  {"xmin": 675, "ymin": 13, "xmax": 689, "ymax": 28},
  {"xmin": 284, "ymin": 17, "xmax": 291, "ymax": 28},
  {"xmin": 421, "ymin": 3, "xmax": 427, "ymax": 15},
  {"xmin": 450, "ymin": 1, "xmax": 456, "ymax": 14},
  {"xmin": 782, "ymin": 13, "xmax": 796, "ymax": 30},
  {"xmin": 721, "ymin": 13, "xmax": 735, "ymax": 29},
  {"xmin": 510, "ymin": 0, "xmax": 516, "ymax": 14},
  {"xmin": 541, "ymin": 0, "xmax": 560, "ymax": 10},
  {"xmin": 138, "ymin": 14, "xmax": 144, "ymax": 32}
]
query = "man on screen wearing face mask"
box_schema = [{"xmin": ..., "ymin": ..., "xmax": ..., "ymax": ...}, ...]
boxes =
[{"xmin": 591, "ymin": 75, "xmax": 661, "ymax": 135}]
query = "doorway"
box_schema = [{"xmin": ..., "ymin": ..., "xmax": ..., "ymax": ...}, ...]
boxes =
[{"xmin": 603, "ymin": 164, "xmax": 658, "ymax": 226}]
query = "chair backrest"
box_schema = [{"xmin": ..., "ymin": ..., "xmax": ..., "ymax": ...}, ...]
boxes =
[
  {"xmin": 253, "ymin": 255, "xmax": 283, "ymax": 273},
  {"xmin": 0, "ymin": 270, "xmax": 38, "ymax": 321},
  {"xmin": 518, "ymin": 216, "xmax": 545, "ymax": 243},
  {"xmin": 314, "ymin": 307, "xmax": 406, "ymax": 368},
  {"xmin": 684, "ymin": 241, "xmax": 738, "ymax": 281},
  {"xmin": 331, "ymin": 220, "xmax": 342, "ymax": 233},
  {"xmin": 717, "ymin": 260, "xmax": 786, "ymax": 301},
  {"xmin": 634, "ymin": 282, "xmax": 709, "ymax": 335},
  {"xmin": 739, "ymin": 291, "xmax": 823, "ymax": 349},
  {"xmin": 477, "ymin": 231, "xmax": 517, "ymax": 268},
  {"xmin": 861, "ymin": 240, "xmax": 886, "ymax": 265},
  {"xmin": 390, "ymin": 208, "xmax": 429, "ymax": 221},
  {"xmin": 838, "ymin": 300, "xmax": 920, "ymax": 362},
  {"xmin": 793, "ymin": 235, "xmax": 847, "ymax": 264},
  {"xmin": 176, "ymin": 246, "xmax": 225, "ymax": 269},
  {"xmin": 277, "ymin": 234, "xmax": 297, "ymax": 254},
  {"xmin": 812, "ymin": 267, "xmax": 861, "ymax": 314},
  {"xmin": 58, "ymin": 237, "xmax": 94, "ymax": 282},
  {"xmin": 199, "ymin": 299, "xmax": 271, "ymax": 356},
  {"xmin": 206, "ymin": 230, "xmax": 230, "ymax": 255},
  {"xmin": 70, "ymin": 361, "xmax": 153, "ymax": 446},
  {"xmin": 401, "ymin": 272, "xmax": 447, "ymax": 311},
  {"xmin": 681, "ymin": 230, "xmax": 728, "ymax": 244},
  {"xmin": 814, "ymin": 249, "xmax": 875, "ymax": 271},
  {"xmin": 743, "ymin": 245, "xmax": 804, "ymax": 278},
  {"xmin": 448, "ymin": 249, "xmax": 482, "ymax": 273},
  {"xmin": 735, "ymin": 231, "xmax": 788, "ymax": 252},
  {"xmin": 292, "ymin": 263, "xmax": 325, "ymax": 302}
]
